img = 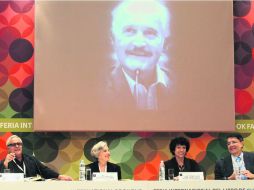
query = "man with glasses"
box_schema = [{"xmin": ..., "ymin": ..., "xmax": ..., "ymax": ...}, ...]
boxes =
[
  {"xmin": 0, "ymin": 135, "xmax": 73, "ymax": 180},
  {"xmin": 214, "ymin": 133, "xmax": 254, "ymax": 180}
]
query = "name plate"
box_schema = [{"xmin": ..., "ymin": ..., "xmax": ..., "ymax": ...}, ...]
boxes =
[
  {"xmin": 92, "ymin": 172, "xmax": 118, "ymax": 181},
  {"xmin": 179, "ymin": 172, "xmax": 204, "ymax": 181},
  {"xmin": 0, "ymin": 173, "xmax": 24, "ymax": 181}
]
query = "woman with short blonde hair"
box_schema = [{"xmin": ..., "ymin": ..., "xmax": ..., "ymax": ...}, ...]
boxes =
[
  {"xmin": 86, "ymin": 141, "xmax": 121, "ymax": 180},
  {"xmin": 91, "ymin": 141, "xmax": 107, "ymax": 158}
]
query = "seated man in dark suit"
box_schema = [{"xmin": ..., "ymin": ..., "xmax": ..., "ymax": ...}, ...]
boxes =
[
  {"xmin": 0, "ymin": 135, "xmax": 72, "ymax": 180},
  {"xmin": 86, "ymin": 141, "xmax": 121, "ymax": 180},
  {"xmin": 214, "ymin": 133, "xmax": 254, "ymax": 180}
]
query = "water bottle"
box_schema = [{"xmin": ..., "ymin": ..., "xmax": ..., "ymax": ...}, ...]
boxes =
[
  {"xmin": 159, "ymin": 160, "xmax": 165, "ymax": 181},
  {"xmin": 79, "ymin": 160, "xmax": 86, "ymax": 181}
]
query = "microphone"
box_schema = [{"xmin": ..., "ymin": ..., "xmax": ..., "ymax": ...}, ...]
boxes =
[
  {"xmin": 30, "ymin": 156, "xmax": 45, "ymax": 181},
  {"xmin": 135, "ymin": 69, "xmax": 140, "ymax": 107}
]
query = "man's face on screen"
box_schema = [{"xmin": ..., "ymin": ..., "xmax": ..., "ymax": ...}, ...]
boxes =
[{"xmin": 113, "ymin": 13, "xmax": 165, "ymax": 77}]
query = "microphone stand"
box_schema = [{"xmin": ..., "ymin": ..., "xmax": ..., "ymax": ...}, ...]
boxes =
[{"xmin": 31, "ymin": 156, "xmax": 45, "ymax": 181}]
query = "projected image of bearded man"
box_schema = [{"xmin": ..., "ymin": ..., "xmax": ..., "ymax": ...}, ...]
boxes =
[{"xmin": 107, "ymin": 0, "xmax": 170, "ymax": 111}]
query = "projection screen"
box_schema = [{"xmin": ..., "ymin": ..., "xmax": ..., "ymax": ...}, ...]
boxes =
[{"xmin": 34, "ymin": 1, "xmax": 234, "ymax": 131}]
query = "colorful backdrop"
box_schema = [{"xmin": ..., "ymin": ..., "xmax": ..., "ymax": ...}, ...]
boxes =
[
  {"xmin": 1, "ymin": 0, "xmax": 254, "ymax": 181},
  {"xmin": 0, "ymin": 132, "xmax": 254, "ymax": 180}
]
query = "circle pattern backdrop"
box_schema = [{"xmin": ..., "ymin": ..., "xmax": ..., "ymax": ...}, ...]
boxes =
[
  {"xmin": 0, "ymin": 132, "xmax": 253, "ymax": 180},
  {"xmin": 234, "ymin": 0, "xmax": 254, "ymax": 117},
  {"xmin": 0, "ymin": 0, "xmax": 254, "ymax": 181},
  {"xmin": 0, "ymin": 0, "xmax": 34, "ymax": 118},
  {"xmin": 0, "ymin": 1, "xmax": 253, "ymax": 121}
]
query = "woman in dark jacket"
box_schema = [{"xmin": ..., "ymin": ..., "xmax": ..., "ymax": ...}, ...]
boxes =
[
  {"xmin": 164, "ymin": 137, "xmax": 203, "ymax": 180},
  {"xmin": 86, "ymin": 141, "xmax": 121, "ymax": 180}
]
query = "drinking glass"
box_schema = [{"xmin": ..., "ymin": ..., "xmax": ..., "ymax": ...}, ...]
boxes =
[
  {"xmin": 85, "ymin": 168, "xmax": 92, "ymax": 180},
  {"xmin": 3, "ymin": 169, "xmax": 10, "ymax": 173},
  {"xmin": 168, "ymin": 169, "xmax": 174, "ymax": 180}
]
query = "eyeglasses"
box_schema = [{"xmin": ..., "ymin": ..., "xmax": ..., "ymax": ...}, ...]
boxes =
[
  {"xmin": 227, "ymin": 141, "xmax": 239, "ymax": 146},
  {"xmin": 7, "ymin": 142, "xmax": 23, "ymax": 147}
]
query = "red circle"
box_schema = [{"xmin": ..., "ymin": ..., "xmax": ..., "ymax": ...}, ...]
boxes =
[
  {"xmin": 235, "ymin": 89, "xmax": 253, "ymax": 114},
  {"xmin": 9, "ymin": 63, "xmax": 33, "ymax": 87}
]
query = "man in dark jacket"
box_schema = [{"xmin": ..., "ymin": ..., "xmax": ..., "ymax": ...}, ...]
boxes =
[
  {"xmin": 0, "ymin": 135, "xmax": 72, "ymax": 180},
  {"xmin": 214, "ymin": 133, "xmax": 254, "ymax": 180}
]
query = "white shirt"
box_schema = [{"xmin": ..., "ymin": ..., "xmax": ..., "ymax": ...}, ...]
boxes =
[
  {"xmin": 123, "ymin": 65, "xmax": 169, "ymax": 110},
  {"xmin": 231, "ymin": 152, "xmax": 246, "ymax": 171},
  {"xmin": 231, "ymin": 152, "xmax": 247, "ymax": 180}
]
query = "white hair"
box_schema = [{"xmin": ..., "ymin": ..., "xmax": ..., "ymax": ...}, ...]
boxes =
[
  {"xmin": 6, "ymin": 135, "xmax": 22, "ymax": 146},
  {"xmin": 111, "ymin": 0, "xmax": 170, "ymax": 38},
  {"xmin": 91, "ymin": 141, "xmax": 108, "ymax": 158},
  {"xmin": 111, "ymin": 0, "xmax": 170, "ymax": 69}
]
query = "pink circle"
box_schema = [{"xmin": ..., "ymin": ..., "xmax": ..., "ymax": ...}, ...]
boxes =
[
  {"xmin": 0, "ymin": 26, "xmax": 21, "ymax": 46},
  {"xmin": 10, "ymin": 0, "xmax": 34, "ymax": 13}
]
